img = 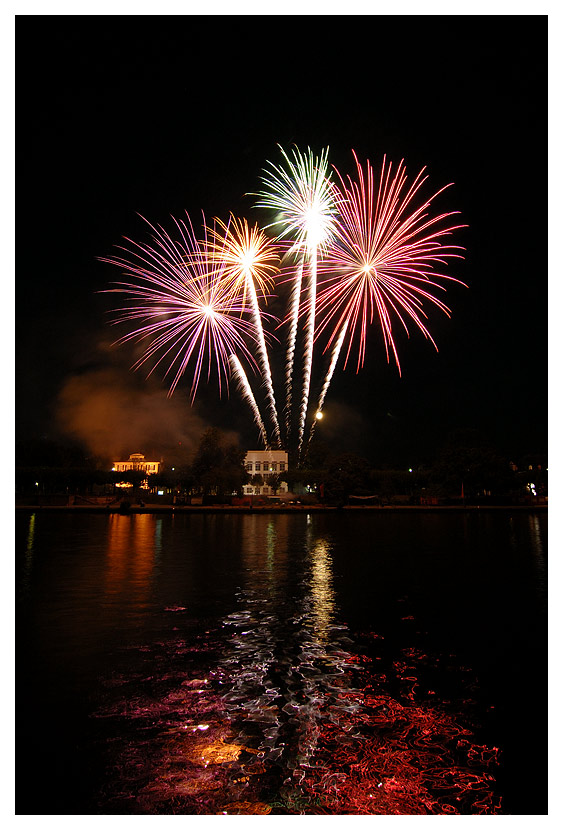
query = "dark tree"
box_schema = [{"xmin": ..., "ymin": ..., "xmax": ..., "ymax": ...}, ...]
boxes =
[
  {"xmin": 430, "ymin": 429, "xmax": 516, "ymax": 498},
  {"xmin": 322, "ymin": 452, "xmax": 371, "ymax": 504},
  {"xmin": 301, "ymin": 440, "xmax": 330, "ymax": 470},
  {"xmin": 190, "ymin": 428, "xmax": 247, "ymax": 496},
  {"xmin": 267, "ymin": 473, "xmax": 283, "ymax": 495}
]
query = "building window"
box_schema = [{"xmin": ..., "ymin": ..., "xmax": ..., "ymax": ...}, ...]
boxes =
[
  {"xmin": 255, "ymin": 462, "xmax": 261, "ymax": 471},
  {"xmin": 271, "ymin": 462, "xmax": 277, "ymax": 471},
  {"xmin": 245, "ymin": 462, "xmax": 252, "ymax": 472},
  {"xmin": 280, "ymin": 462, "xmax": 285, "ymax": 472}
]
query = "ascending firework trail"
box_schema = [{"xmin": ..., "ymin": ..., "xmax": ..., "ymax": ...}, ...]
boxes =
[
  {"xmin": 255, "ymin": 145, "xmax": 340, "ymax": 461},
  {"xmin": 101, "ymin": 146, "xmax": 466, "ymax": 458}
]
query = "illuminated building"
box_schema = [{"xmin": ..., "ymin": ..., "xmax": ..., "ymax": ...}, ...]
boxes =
[
  {"xmin": 112, "ymin": 453, "xmax": 162, "ymax": 487},
  {"xmin": 243, "ymin": 450, "xmax": 289, "ymax": 496}
]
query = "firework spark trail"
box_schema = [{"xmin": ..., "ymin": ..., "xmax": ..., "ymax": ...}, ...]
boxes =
[
  {"xmin": 245, "ymin": 275, "xmax": 281, "ymax": 446},
  {"xmin": 283, "ymin": 259, "xmax": 304, "ymax": 443},
  {"xmin": 255, "ymin": 145, "xmax": 339, "ymax": 460},
  {"xmin": 315, "ymin": 152, "xmax": 466, "ymax": 376},
  {"xmin": 306, "ymin": 319, "xmax": 349, "ymax": 451},
  {"xmin": 297, "ymin": 246, "xmax": 317, "ymax": 461},
  {"xmin": 102, "ymin": 148, "xmax": 465, "ymax": 456},
  {"xmin": 100, "ymin": 214, "xmax": 258, "ymax": 402},
  {"xmin": 207, "ymin": 216, "xmax": 281, "ymax": 447},
  {"xmin": 228, "ymin": 355, "xmax": 269, "ymax": 449}
]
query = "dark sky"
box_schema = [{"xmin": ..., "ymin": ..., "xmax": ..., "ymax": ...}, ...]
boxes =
[{"xmin": 16, "ymin": 14, "xmax": 547, "ymax": 466}]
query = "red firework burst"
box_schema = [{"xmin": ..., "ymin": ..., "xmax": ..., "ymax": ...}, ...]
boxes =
[{"xmin": 315, "ymin": 152, "xmax": 467, "ymax": 375}]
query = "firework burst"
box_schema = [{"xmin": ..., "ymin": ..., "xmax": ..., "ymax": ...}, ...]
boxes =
[
  {"xmin": 315, "ymin": 151, "xmax": 466, "ymax": 376},
  {"xmin": 206, "ymin": 215, "xmax": 282, "ymax": 446},
  {"xmin": 206, "ymin": 214, "xmax": 279, "ymax": 305},
  {"xmin": 255, "ymin": 144, "xmax": 339, "ymax": 255},
  {"xmin": 101, "ymin": 146, "xmax": 465, "ymax": 460},
  {"xmin": 100, "ymin": 213, "xmax": 259, "ymax": 403}
]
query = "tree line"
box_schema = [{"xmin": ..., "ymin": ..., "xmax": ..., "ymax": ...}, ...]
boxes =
[{"xmin": 16, "ymin": 428, "xmax": 547, "ymax": 504}]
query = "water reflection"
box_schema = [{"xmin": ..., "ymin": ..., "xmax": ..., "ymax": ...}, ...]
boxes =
[
  {"xmin": 266, "ymin": 519, "xmax": 275, "ymax": 574},
  {"xmin": 104, "ymin": 514, "xmax": 157, "ymax": 605},
  {"xmin": 214, "ymin": 517, "xmax": 359, "ymax": 803},
  {"xmin": 528, "ymin": 514, "xmax": 547, "ymax": 611},
  {"xmin": 90, "ymin": 514, "xmax": 504, "ymax": 815},
  {"xmin": 19, "ymin": 512, "xmax": 36, "ymax": 598},
  {"xmin": 309, "ymin": 538, "xmax": 336, "ymax": 644},
  {"xmin": 154, "ymin": 516, "xmax": 163, "ymax": 565}
]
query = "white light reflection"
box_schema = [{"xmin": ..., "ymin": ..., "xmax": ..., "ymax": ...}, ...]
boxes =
[
  {"xmin": 309, "ymin": 537, "xmax": 336, "ymax": 644},
  {"xmin": 154, "ymin": 517, "xmax": 163, "ymax": 568},
  {"xmin": 266, "ymin": 519, "xmax": 275, "ymax": 573},
  {"xmin": 21, "ymin": 512, "xmax": 36, "ymax": 596}
]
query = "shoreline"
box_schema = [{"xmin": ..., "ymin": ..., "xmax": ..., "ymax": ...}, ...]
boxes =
[{"xmin": 15, "ymin": 503, "xmax": 547, "ymax": 514}]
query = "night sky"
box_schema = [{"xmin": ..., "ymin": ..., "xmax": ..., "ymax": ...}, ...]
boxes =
[{"xmin": 16, "ymin": 14, "xmax": 547, "ymax": 468}]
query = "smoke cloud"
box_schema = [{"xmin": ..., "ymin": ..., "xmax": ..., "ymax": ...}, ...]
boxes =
[{"xmin": 55, "ymin": 366, "xmax": 214, "ymax": 463}]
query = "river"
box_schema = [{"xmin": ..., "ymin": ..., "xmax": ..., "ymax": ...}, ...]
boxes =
[{"xmin": 16, "ymin": 509, "xmax": 547, "ymax": 815}]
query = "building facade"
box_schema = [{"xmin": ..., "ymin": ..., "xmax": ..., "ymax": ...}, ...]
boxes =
[
  {"xmin": 112, "ymin": 453, "xmax": 162, "ymax": 477},
  {"xmin": 243, "ymin": 450, "xmax": 289, "ymax": 496}
]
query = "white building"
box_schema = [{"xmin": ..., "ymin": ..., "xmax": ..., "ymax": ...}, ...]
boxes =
[{"xmin": 243, "ymin": 450, "xmax": 289, "ymax": 496}]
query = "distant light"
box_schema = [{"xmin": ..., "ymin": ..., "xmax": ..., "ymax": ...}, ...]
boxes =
[
  {"xmin": 408, "ymin": 468, "xmax": 413, "ymax": 473},
  {"xmin": 158, "ymin": 490, "xmax": 164, "ymax": 496},
  {"xmin": 111, "ymin": 467, "xmax": 116, "ymax": 471},
  {"xmin": 315, "ymin": 411, "xmax": 324, "ymax": 420},
  {"xmin": 35, "ymin": 481, "xmax": 39, "ymax": 487}
]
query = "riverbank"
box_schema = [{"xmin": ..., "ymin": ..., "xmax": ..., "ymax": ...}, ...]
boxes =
[{"xmin": 15, "ymin": 502, "xmax": 547, "ymax": 514}]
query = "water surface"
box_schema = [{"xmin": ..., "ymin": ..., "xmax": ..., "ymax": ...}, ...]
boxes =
[{"xmin": 16, "ymin": 510, "xmax": 547, "ymax": 814}]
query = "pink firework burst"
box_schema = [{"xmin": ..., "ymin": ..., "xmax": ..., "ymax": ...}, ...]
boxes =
[
  {"xmin": 100, "ymin": 213, "xmax": 259, "ymax": 402},
  {"xmin": 315, "ymin": 152, "xmax": 467, "ymax": 375}
]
